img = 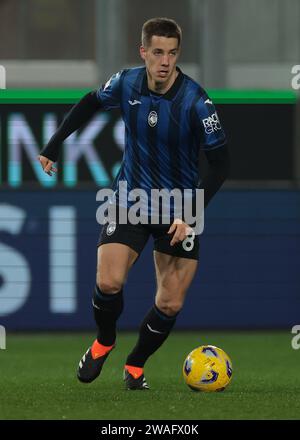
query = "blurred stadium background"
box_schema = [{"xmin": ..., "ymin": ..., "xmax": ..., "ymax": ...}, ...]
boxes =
[{"xmin": 0, "ymin": 0, "xmax": 300, "ymax": 420}]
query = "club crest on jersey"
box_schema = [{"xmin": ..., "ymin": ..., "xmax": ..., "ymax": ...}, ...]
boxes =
[
  {"xmin": 148, "ymin": 111, "xmax": 158, "ymax": 127},
  {"xmin": 106, "ymin": 222, "xmax": 116, "ymax": 236}
]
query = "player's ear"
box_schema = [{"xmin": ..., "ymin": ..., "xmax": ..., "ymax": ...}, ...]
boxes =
[{"xmin": 140, "ymin": 46, "xmax": 146, "ymax": 61}]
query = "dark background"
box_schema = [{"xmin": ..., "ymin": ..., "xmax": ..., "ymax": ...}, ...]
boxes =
[{"xmin": 0, "ymin": 103, "xmax": 295, "ymax": 186}]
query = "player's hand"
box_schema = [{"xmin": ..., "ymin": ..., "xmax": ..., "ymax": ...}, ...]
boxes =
[
  {"xmin": 37, "ymin": 155, "xmax": 57, "ymax": 176},
  {"xmin": 167, "ymin": 219, "xmax": 193, "ymax": 246}
]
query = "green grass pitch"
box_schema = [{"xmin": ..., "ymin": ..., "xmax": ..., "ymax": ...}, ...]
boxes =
[{"xmin": 0, "ymin": 331, "xmax": 299, "ymax": 420}]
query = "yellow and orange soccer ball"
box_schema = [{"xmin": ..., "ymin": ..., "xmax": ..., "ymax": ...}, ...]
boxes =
[{"xmin": 183, "ymin": 345, "xmax": 233, "ymax": 392}]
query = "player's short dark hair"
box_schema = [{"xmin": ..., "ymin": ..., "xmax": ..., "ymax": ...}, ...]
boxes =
[{"xmin": 141, "ymin": 18, "xmax": 182, "ymax": 48}]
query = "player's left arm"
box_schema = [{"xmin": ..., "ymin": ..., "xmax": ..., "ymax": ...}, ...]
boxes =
[
  {"xmin": 168, "ymin": 144, "xmax": 230, "ymax": 245},
  {"xmin": 193, "ymin": 94, "xmax": 230, "ymax": 207},
  {"xmin": 168, "ymin": 95, "xmax": 230, "ymax": 245},
  {"xmin": 200, "ymin": 144, "xmax": 230, "ymax": 207},
  {"xmin": 168, "ymin": 219, "xmax": 194, "ymax": 246}
]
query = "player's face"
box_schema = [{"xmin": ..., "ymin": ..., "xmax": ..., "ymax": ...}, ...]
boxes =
[{"xmin": 140, "ymin": 36, "xmax": 180, "ymax": 87}]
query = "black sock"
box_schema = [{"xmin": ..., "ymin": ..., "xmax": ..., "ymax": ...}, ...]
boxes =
[
  {"xmin": 92, "ymin": 285, "xmax": 123, "ymax": 346},
  {"xmin": 126, "ymin": 304, "xmax": 178, "ymax": 368}
]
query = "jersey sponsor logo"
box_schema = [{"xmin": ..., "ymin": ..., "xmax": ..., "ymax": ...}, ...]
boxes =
[
  {"xmin": 128, "ymin": 99, "xmax": 141, "ymax": 106},
  {"xmin": 204, "ymin": 98, "xmax": 213, "ymax": 105},
  {"xmin": 106, "ymin": 221, "xmax": 116, "ymax": 236},
  {"xmin": 148, "ymin": 110, "xmax": 158, "ymax": 127},
  {"xmin": 202, "ymin": 112, "xmax": 222, "ymax": 134}
]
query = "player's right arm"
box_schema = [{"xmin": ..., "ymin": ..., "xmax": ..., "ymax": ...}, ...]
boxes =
[{"xmin": 38, "ymin": 71, "xmax": 125, "ymax": 173}]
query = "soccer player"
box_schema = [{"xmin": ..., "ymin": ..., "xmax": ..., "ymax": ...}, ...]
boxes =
[{"xmin": 38, "ymin": 18, "xmax": 230, "ymax": 390}]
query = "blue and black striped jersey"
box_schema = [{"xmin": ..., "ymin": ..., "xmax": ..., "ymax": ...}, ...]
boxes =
[{"xmin": 97, "ymin": 66, "xmax": 226, "ymax": 215}]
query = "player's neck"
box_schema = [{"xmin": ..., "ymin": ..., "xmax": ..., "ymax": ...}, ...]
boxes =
[{"xmin": 147, "ymin": 69, "xmax": 179, "ymax": 95}]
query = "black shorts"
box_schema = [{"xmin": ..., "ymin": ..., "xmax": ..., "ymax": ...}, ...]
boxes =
[{"xmin": 98, "ymin": 221, "xmax": 199, "ymax": 261}]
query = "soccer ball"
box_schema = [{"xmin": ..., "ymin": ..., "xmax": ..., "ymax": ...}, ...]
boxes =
[{"xmin": 183, "ymin": 345, "xmax": 233, "ymax": 392}]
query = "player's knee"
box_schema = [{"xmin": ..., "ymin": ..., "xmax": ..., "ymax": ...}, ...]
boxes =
[
  {"xmin": 156, "ymin": 299, "xmax": 183, "ymax": 316},
  {"xmin": 97, "ymin": 278, "xmax": 123, "ymax": 294}
]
